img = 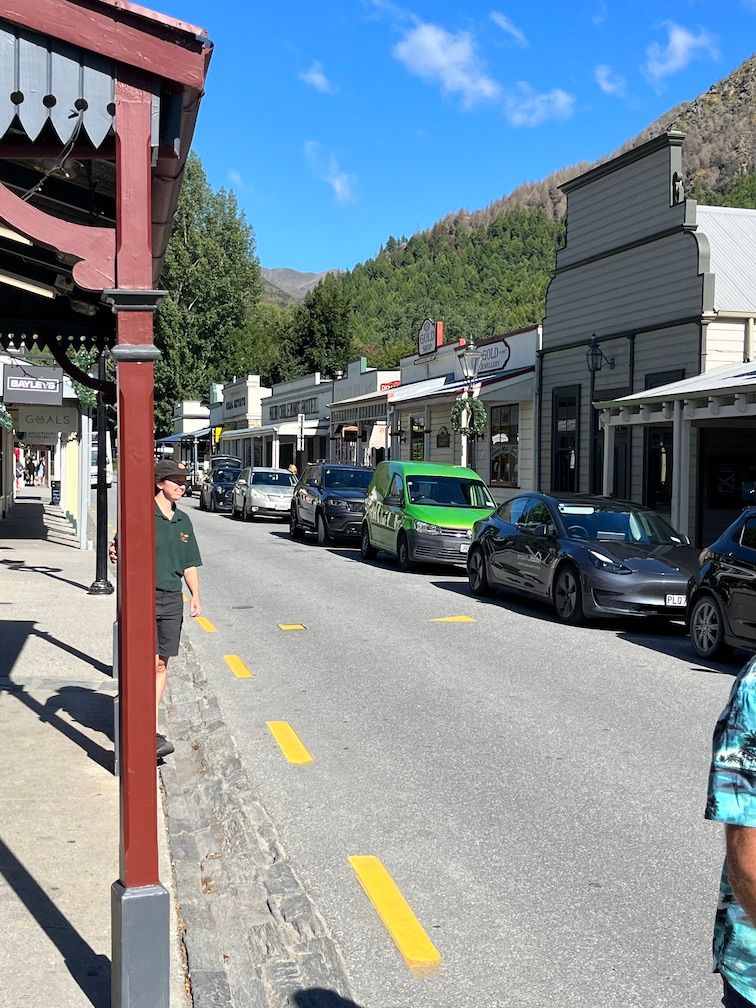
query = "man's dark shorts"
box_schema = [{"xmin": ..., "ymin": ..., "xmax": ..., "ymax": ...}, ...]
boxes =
[
  {"xmin": 156, "ymin": 589, "xmax": 183, "ymax": 658},
  {"xmin": 724, "ymin": 978, "xmax": 756, "ymax": 1007}
]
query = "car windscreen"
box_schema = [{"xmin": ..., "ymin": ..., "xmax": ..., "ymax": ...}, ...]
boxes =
[
  {"xmin": 214, "ymin": 468, "xmax": 241, "ymax": 484},
  {"xmin": 322, "ymin": 468, "xmax": 373, "ymax": 489},
  {"xmin": 556, "ymin": 503, "xmax": 685, "ymax": 545},
  {"xmin": 251, "ymin": 472, "xmax": 296, "ymax": 486},
  {"xmin": 406, "ymin": 476, "xmax": 494, "ymax": 509}
]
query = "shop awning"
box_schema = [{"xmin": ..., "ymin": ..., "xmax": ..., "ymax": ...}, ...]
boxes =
[
  {"xmin": 219, "ymin": 418, "xmax": 327, "ymax": 439},
  {"xmin": 387, "ymin": 365, "xmax": 535, "ymax": 406}
]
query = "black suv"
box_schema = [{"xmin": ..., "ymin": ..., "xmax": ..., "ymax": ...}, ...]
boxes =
[
  {"xmin": 290, "ymin": 461, "xmax": 374, "ymax": 544},
  {"xmin": 687, "ymin": 506, "xmax": 756, "ymax": 658}
]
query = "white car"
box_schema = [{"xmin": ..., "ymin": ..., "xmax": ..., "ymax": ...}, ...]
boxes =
[{"xmin": 231, "ymin": 467, "xmax": 297, "ymax": 521}]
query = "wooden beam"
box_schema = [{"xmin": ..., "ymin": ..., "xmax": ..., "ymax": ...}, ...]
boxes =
[
  {"xmin": 0, "ymin": 179, "xmax": 115, "ymax": 290},
  {"xmin": 0, "ymin": 0, "xmax": 207, "ymax": 90}
]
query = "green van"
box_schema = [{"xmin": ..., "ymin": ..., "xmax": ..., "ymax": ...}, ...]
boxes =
[{"xmin": 361, "ymin": 461, "xmax": 495, "ymax": 570}]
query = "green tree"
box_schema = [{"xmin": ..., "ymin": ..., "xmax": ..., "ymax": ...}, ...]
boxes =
[
  {"xmin": 154, "ymin": 153, "xmax": 263, "ymax": 433},
  {"xmin": 294, "ymin": 274, "xmax": 354, "ymax": 375}
]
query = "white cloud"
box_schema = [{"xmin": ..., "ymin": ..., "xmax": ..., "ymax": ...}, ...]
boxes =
[
  {"xmin": 303, "ymin": 141, "xmax": 356, "ymax": 204},
  {"xmin": 393, "ymin": 19, "xmax": 501, "ymax": 107},
  {"xmin": 503, "ymin": 82, "xmax": 574, "ymax": 127},
  {"xmin": 643, "ymin": 22, "xmax": 718, "ymax": 85},
  {"xmin": 490, "ymin": 11, "xmax": 528, "ymax": 47},
  {"xmin": 594, "ymin": 63, "xmax": 626, "ymax": 97},
  {"xmin": 228, "ymin": 169, "xmax": 245, "ymax": 189},
  {"xmin": 592, "ymin": 1, "xmax": 607, "ymax": 27},
  {"xmin": 299, "ymin": 61, "xmax": 336, "ymax": 94}
]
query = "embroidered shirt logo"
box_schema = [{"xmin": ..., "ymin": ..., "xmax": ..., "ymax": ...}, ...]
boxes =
[{"xmin": 179, "ymin": 532, "xmax": 190, "ymax": 543}]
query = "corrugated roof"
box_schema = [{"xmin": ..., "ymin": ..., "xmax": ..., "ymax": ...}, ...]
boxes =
[
  {"xmin": 698, "ymin": 205, "xmax": 756, "ymax": 313},
  {"xmin": 596, "ymin": 360, "xmax": 756, "ymax": 407}
]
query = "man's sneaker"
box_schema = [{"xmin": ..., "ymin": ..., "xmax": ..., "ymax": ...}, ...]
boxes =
[{"xmin": 156, "ymin": 733, "xmax": 175, "ymax": 758}]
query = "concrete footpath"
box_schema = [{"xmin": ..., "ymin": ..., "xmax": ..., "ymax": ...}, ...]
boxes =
[{"xmin": 0, "ymin": 490, "xmax": 189, "ymax": 1008}]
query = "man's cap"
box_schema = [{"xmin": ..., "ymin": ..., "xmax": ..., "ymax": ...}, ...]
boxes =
[{"xmin": 155, "ymin": 459, "xmax": 187, "ymax": 482}]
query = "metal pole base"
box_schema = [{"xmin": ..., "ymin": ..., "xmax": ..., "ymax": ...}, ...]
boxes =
[
  {"xmin": 111, "ymin": 881, "xmax": 170, "ymax": 1008},
  {"xmin": 88, "ymin": 578, "xmax": 115, "ymax": 595}
]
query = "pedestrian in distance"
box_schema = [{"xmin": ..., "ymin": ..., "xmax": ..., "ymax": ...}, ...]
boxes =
[
  {"xmin": 109, "ymin": 458, "xmax": 203, "ymax": 760},
  {"xmin": 288, "ymin": 463, "xmax": 298, "ymax": 478},
  {"xmin": 706, "ymin": 655, "xmax": 756, "ymax": 1007},
  {"xmin": 36, "ymin": 458, "xmax": 46, "ymax": 487}
]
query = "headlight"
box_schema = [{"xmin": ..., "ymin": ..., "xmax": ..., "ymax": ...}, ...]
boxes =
[
  {"xmin": 414, "ymin": 520, "xmax": 443, "ymax": 535},
  {"xmin": 587, "ymin": 549, "xmax": 632, "ymax": 574},
  {"xmin": 249, "ymin": 488, "xmax": 265, "ymax": 498},
  {"xmin": 326, "ymin": 498, "xmax": 348, "ymax": 508}
]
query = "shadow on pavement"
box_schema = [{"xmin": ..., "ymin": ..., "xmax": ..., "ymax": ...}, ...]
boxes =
[
  {"xmin": 0, "ymin": 557, "xmax": 92, "ymax": 592},
  {"xmin": 0, "ymin": 620, "xmax": 114, "ymax": 772},
  {"xmin": 292, "ymin": 990, "xmax": 365, "ymax": 1008},
  {"xmin": 0, "ymin": 835, "xmax": 111, "ymax": 1008}
]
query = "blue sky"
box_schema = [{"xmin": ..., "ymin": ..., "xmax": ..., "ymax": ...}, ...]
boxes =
[{"xmin": 154, "ymin": 0, "xmax": 756, "ymax": 273}]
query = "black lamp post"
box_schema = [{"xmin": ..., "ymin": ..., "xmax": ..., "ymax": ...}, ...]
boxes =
[
  {"xmin": 88, "ymin": 350, "xmax": 114, "ymax": 595},
  {"xmin": 585, "ymin": 334, "xmax": 614, "ymax": 494},
  {"xmin": 585, "ymin": 334, "xmax": 614, "ymax": 373},
  {"xmin": 456, "ymin": 339, "xmax": 484, "ymax": 469}
]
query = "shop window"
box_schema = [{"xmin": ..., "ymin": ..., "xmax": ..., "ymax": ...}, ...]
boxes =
[
  {"xmin": 552, "ymin": 386, "xmax": 580, "ymax": 492},
  {"xmin": 410, "ymin": 416, "xmax": 425, "ymax": 461},
  {"xmin": 490, "ymin": 404, "xmax": 519, "ymax": 486}
]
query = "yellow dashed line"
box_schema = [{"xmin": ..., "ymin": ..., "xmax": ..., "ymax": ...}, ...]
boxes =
[
  {"xmin": 266, "ymin": 721, "xmax": 313, "ymax": 764},
  {"xmin": 430, "ymin": 615, "xmax": 477, "ymax": 623},
  {"xmin": 348, "ymin": 855, "xmax": 441, "ymax": 974},
  {"xmin": 196, "ymin": 616, "xmax": 217, "ymax": 633},
  {"xmin": 224, "ymin": 655, "xmax": 254, "ymax": 679},
  {"xmin": 278, "ymin": 623, "xmax": 307, "ymax": 631}
]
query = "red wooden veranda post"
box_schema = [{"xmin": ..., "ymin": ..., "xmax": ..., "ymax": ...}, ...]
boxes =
[{"xmin": 109, "ymin": 71, "xmax": 169, "ymax": 1007}]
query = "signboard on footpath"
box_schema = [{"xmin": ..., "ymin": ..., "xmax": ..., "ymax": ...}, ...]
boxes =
[{"xmin": 3, "ymin": 365, "xmax": 64, "ymax": 405}]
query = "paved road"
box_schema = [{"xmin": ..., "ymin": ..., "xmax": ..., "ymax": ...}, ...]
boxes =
[{"xmin": 178, "ymin": 495, "xmax": 739, "ymax": 1008}]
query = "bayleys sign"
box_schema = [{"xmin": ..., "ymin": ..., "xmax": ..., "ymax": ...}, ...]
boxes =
[{"xmin": 3, "ymin": 365, "xmax": 64, "ymax": 405}]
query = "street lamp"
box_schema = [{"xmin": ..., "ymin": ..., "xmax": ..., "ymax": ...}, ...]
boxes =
[
  {"xmin": 585, "ymin": 334, "xmax": 614, "ymax": 373},
  {"xmin": 456, "ymin": 339, "xmax": 484, "ymax": 469}
]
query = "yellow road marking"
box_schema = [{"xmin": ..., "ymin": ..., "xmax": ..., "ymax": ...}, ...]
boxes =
[
  {"xmin": 348, "ymin": 855, "xmax": 441, "ymax": 974},
  {"xmin": 224, "ymin": 655, "xmax": 254, "ymax": 679},
  {"xmin": 278, "ymin": 623, "xmax": 307, "ymax": 631},
  {"xmin": 430, "ymin": 615, "xmax": 476, "ymax": 623},
  {"xmin": 196, "ymin": 616, "xmax": 217, "ymax": 633},
  {"xmin": 266, "ymin": 721, "xmax": 313, "ymax": 764}
]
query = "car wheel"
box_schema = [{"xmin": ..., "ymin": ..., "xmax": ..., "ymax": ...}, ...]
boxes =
[
  {"xmin": 361, "ymin": 523, "xmax": 377, "ymax": 560},
  {"xmin": 316, "ymin": 512, "xmax": 330, "ymax": 546},
  {"xmin": 208, "ymin": 495, "xmax": 216, "ymax": 513},
  {"xmin": 231, "ymin": 500, "xmax": 240, "ymax": 519},
  {"xmin": 397, "ymin": 532, "xmax": 414, "ymax": 572},
  {"xmin": 198, "ymin": 494, "xmax": 205, "ymax": 511},
  {"xmin": 290, "ymin": 508, "xmax": 304, "ymax": 539},
  {"xmin": 553, "ymin": 564, "xmax": 583, "ymax": 624},
  {"xmin": 468, "ymin": 546, "xmax": 493, "ymax": 597},
  {"xmin": 690, "ymin": 594, "xmax": 733, "ymax": 660}
]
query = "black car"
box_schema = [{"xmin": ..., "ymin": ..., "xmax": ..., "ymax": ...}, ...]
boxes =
[
  {"xmin": 198, "ymin": 465, "xmax": 241, "ymax": 512},
  {"xmin": 467, "ymin": 492, "xmax": 699, "ymax": 624},
  {"xmin": 687, "ymin": 507, "xmax": 756, "ymax": 659},
  {"xmin": 290, "ymin": 461, "xmax": 374, "ymax": 545}
]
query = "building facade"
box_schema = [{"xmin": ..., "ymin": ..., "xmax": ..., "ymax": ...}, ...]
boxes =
[{"xmin": 539, "ymin": 130, "xmax": 756, "ymax": 545}]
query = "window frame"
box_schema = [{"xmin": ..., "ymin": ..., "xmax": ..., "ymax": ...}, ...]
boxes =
[
  {"xmin": 490, "ymin": 403, "xmax": 520, "ymax": 488},
  {"xmin": 551, "ymin": 385, "xmax": 581, "ymax": 493}
]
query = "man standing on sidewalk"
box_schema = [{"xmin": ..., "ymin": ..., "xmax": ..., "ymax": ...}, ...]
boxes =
[
  {"xmin": 706, "ymin": 656, "xmax": 756, "ymax": 1007},
  {"xmin": 110, "ymin": 458, "xmax": 202, "ymax": 759}
]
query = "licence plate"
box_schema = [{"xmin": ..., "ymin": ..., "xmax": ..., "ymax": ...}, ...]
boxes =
[
  {"xmin": 459, "ymin": 543, "xmax": 469, "ymax": 553},
  {"xmin": 665, "ymin": 594, "xmax": 686, "ymax": 607}
]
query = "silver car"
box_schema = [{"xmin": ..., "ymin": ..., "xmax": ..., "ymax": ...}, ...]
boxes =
[{"xmin": 231, "ymin": 467, "xmax": 297, "ymax": 521}]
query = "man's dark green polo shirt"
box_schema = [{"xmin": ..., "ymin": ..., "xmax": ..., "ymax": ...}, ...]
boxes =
[{"xmin": 154, "ymin": 503, "xmax": 202, "ymax": 592}]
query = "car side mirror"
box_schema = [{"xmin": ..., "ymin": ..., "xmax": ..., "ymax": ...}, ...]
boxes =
[
  {"xmin": 385, "ymin": 494, "xmax": 401, "ymax": 506},
  {"xmin": 538, "ymin": 523, "xmax": 557, "ymax": 538},
  {"xmin": 307, "ymin": 478, "xmax": 317, "ymax": 487}
]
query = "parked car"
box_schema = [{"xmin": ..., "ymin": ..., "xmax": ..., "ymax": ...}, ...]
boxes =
[
  {"xmin": 198, "ymin": 464, "xmax": 241, "ymax": 512},
  {"xmin": 290, "ymin": 461, "xmax": 374, "ymax": 544},
  {"xmin": 231, "ymin": 467, "xmax": 296, "ymax": 521},
  {"xmin": 360, "ymin": 461, "xmax": 495, "ymax": 570},
  {"xmin": 467, "ymin": 492, "xmax": 699, "ymax": 624},
  {"xmin": 209, "ymin": 454, "xmax": 241, "ymax": 473},
  {"xmin": 687, "ymin": 506, "xmax": 756, "ymax": 659}
]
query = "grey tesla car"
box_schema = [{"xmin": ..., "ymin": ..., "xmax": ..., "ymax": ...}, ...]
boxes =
[{"xmin": 467, "ymin": 492, "xmax": 699, "ymax": 624}]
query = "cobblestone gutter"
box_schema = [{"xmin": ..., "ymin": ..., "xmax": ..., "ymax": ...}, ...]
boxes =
[{"xmin": 160, "ymin": 640, "xmax": 357, "ymax": 1008}]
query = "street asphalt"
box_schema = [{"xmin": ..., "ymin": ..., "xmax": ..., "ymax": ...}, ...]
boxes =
[{"xmin": 176, "ymin": 493, "xmax": 740, "ymax": 1008}]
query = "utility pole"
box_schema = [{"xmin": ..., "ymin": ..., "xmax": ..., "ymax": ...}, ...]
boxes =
[{"xmin": 88, "ymin": 350, "xmax": 114, "ymax": 595}]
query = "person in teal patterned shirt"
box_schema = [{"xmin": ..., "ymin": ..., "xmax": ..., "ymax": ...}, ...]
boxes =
[{"xmin": 706, "ymin": 655, "xmax": 756, "ymax": 1006}]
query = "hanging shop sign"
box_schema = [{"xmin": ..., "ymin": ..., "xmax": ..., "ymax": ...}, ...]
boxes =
[
  {"xmin": 17, "ymin": 405, "xmax": 78, "ymax": 435},
  {"xmin": 417, "ymin": 319, "xmax": 444, "ymax": 357},
  {"xmin": 3, "ymin": 365, "xmax": 64, "ymax": 405}
]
